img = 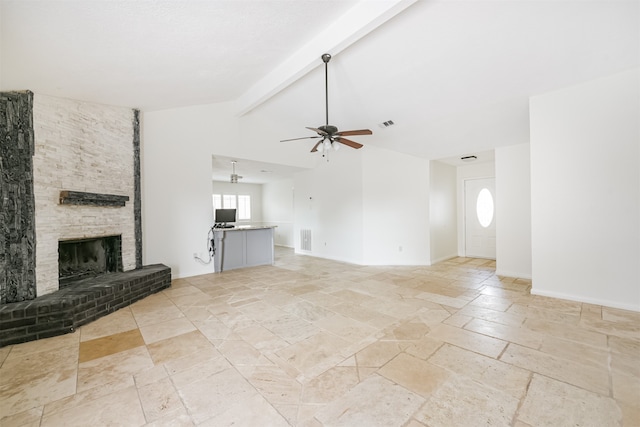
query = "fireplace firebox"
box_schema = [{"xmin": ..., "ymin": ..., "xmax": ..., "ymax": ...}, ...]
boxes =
[{"xmin": 58, "ymin": 235, "xmax": 123, "ymax": 287}]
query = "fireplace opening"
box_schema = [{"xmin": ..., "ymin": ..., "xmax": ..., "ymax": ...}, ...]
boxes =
[{"xmin": 58, "ymin": 235, "xmax": 123, "ymax": 287}]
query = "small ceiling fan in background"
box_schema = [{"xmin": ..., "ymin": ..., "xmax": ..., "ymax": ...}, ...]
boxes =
[{"xmin": 281, "ymin": 53, "xmax": 372, "ymax": 153}]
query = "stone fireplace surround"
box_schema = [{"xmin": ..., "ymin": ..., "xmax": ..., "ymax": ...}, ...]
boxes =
[{"xmin": 0, "ymin": 92, "xmax": 170, "ymax": 346}]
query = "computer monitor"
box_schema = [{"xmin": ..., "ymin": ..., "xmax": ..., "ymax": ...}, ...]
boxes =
[{"xmin": 215, "ymin": 208, "xmax": 236, "ymax": 225}]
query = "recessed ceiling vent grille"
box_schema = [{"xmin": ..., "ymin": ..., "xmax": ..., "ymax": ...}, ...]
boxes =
[{"xmin": 378, "ymin": 120, "xmax": 395, "ymax": 129}]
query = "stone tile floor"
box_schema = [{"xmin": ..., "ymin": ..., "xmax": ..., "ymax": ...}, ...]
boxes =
[{"xmin": 1, "ymin": 248, "xmax": 638, "ymax": 426}]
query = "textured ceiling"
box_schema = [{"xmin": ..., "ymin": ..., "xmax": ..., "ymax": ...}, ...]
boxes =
[{"xmin": 1, "ymin": 0, "xmax": 638, "ymax": 170}]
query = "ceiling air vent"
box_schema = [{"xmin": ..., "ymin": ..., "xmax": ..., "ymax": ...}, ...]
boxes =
[{"xmin": 378, "ymin": 120, "xmax": 395, "ymax": 129}]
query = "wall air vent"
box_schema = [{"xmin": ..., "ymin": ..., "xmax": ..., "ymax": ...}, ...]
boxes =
[
  {"xmin": 300, "ymin": 229, "xmax": 312, "ymax": 251},
  {"xmin": 378, "ymin": 120, "xmax": 395, "ymax": 129}
]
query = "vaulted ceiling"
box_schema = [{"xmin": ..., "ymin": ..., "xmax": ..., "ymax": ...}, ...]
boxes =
[{"xmin": 2, "ymin": 0, "xmax": 638, "ymax": 167}]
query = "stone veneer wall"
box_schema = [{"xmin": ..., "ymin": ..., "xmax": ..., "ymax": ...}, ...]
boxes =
[
  {"xmin": 32, "ymin": 95, "xmax": 137, "ymax": 297},
  {"xmin": 0, "ymin": 92, "xmax": 36, "ymax": 304}
]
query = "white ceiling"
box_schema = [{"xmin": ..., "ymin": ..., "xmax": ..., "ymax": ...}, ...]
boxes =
[
  {"xmin": 2, "ymin": 0, "xmax": 638, "ymax": 172},
  {"xmin": 212, "ymin": 155, "xmax": 309, "ymax": 184}
]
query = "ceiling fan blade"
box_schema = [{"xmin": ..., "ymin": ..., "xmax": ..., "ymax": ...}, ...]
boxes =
[
  {"xmin": 335, "ymin": 136, "xmax": 363, "ymax": 149},
  {"xmin": 306, "ymin": 126, "xmax": 328, "ymax": 136},
  {"xmin": 280, "ymin": 136, "xmax": 322, "ymax": 142},
  {"xmin": 334, "ymin": 129, "xmax": 373, "ymax": 137},
  {"xmin": 310, "ymin": 141, "xmax": 323, "ymax": 152}
]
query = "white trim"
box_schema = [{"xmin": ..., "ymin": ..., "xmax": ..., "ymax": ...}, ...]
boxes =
[
  {"xmin": 495, "ymin": 270, "xmax": 532, "ymax": 280},
  {"xmin": 531, "ymin": 288, "xmax": 640, "ymax": 312},
  {"xmin": 431, "ymin": 254, "xmax": 457, "ymax": 264}
]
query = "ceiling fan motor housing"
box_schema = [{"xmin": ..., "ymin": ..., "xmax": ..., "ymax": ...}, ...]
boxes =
[{"xmin": 318, "ymin": 125, "xmax": 338, "ymax": 135}]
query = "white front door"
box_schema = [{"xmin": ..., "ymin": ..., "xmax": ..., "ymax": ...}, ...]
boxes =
[{"xmin": 465, "ymin": 178, "xmax": 496, "ymax": 259}]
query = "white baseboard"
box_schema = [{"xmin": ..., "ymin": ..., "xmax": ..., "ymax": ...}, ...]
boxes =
[
  {"xmin": 495, "ymin": 269, "xmax": 532, "ymax": 280},
  {"xmin": 430, "ymin": 254, "xmax": 458, "ymax": 264},
  {"xmin": 531, "ymin": 288, "xmax": 640, "ymax": 312}
]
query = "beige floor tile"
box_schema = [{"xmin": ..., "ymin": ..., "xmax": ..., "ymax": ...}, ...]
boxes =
[
  {"xmin": 330, "ymin": 302, "xmax": 397, "ymax": 327},
  {"xmin": 192, "ymin": 317, "xmax": 234, "ymax": 341},
  {"xmin": 457, "ymin": 304, "xmax": 526, "ymax": 326},
  {"xmin": 414, "ymin": 374, "xmax": 520, "ymax": 427},
  {"xmin": 378, "ymin": 352, "xmax": 450, "ymax": 398},
  {"xmin": 355, "ymin": 340, "xmax": 403, "ymax": 367},
  {"xmin": 78, "ymin": 328, "xmax": 145, "ymax": 363},
  {"xmin": 538, "ymin": 335, "xmax": 609, "ymax": 370},
  {"xmin": 500, "ymin": 343, "xmax": 610, "ymax": 395},
  {"xmin": 383, "ymin": 320, "xmax": 430, "ymax": 340},
  {"xmin": 464, "ymin": 317, "xmax": 544, "ymax": 349},
  {"xmin": 0, "ymin": 345, "xmax": 78, "ymax": 417},
  {"xmin": 131, "ymin": 303, "xmax": 185, "ymax": 328},
  {"xmin": 416, "ymin": 291, "xmax": 469, "ymax": 309},
  {"xmin": 4, "ymin": 249, "xmax": 639, "ymax": 427},
  {"xmin": 399, "ymin": 335, "xmax": 443, "ymax": 360},
  {"xmin": 218, "ymin": 339, "xmax": 273, "ymax": 366},
  {"xmin": 314, "ymin": 313, "xmax": 377, "ymax": 348},
  {"xmin": 137, "ymin": 376, "xmax": 185, "ymax": 422},
  {"xmin": 43, "ymin": 376, "xmax": 134, "ymax": 417},
  {"xmin": 41, "ymin": 385, "xmax": 145, "ymax": 426},
  {"xmin": 523, "ymin": 317, "xmax": 608, "ymax": 348},
  {"xmin": 238, "ymin": 365, "xmax": 302, "ymax": 405},
  {"xmin": 2, "ymin": 332, "xmax": 79, "ymax": 360},
  {"xmin": 234, "ymin": 323, "xmax": 290, "ymax": 352},
  {"xmin": 262, "ymin": 313, "xmax": 319, "ymax": 343},
  {"xmin": 76, "ymin": 345, "xmax": 153, "ymax": 393},
  {"xmin": 612, "ymin": 369, "xmax": 640, "ymax": 407},
  {"xmin": 517, "ymin": 374, "xmax": 622, "ymax": 426},
  {"xmin": 139, "ymin": 317, "xmax": 197, "ymax": 344},
  {"xmin": 78, "ymin": 307, "xmax": 138, "ymax": 341},
  {"xmin": 314, "ymin": 374, "xmax": 425, "ymax": 427},
  {"xmin": 470, "ymin": 294, "xmax": 515, "ymax": 311},
  {"xmin": 0, "ymin": 406, "xmax": 43, "ymax": 427},
  {"xmin": 426, "ymin": 323, "xmax": 507, "ymax": 358},
  {"xmin": 238, "ymin": 300, "xmax": 288, "ymax": 321},
  {"xmin": 301, "ymin": 366, "xmax": 359, "ymax": 403},
  {"xmin": 146, "ymin": 330, "xmax": 217, "ymax": 366},
  {"xmin": 276, "ymin": 332, "xmax": 350, "ymax": 377},
  {"xmin": 283, "ymin": 300, "xmax": 336, "ymax": 322},
  {"xmin": 429, "ymin": 343, "xmax": 530, "ymax": 399},
  {"xmin": 176, "ymin": 366, "xmax": 288, "ymax": 426}
]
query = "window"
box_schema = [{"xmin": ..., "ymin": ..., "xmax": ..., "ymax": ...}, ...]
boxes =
[
  {"xmin": 476, "ymin": 188, "xmax": 494, "ymax": 228},
  {"xmin": 223, "ymin": 195, "xmax": 236, "ymax": 209},
  {"xmin": 213, "ymin": 193, "xmax": 251, "ymax": 221},
  {"xmin": 237, "ymin": 195, "xmax": 251, "ymax": 220},
  {"xmin": 212, "ymin": 194, "xmax": 222, "ymax": 210}
]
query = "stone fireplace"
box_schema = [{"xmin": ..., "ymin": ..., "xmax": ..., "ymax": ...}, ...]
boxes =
[{"xmin": 0, "ymin": 91, "xmax": 170, "ymax": 347}]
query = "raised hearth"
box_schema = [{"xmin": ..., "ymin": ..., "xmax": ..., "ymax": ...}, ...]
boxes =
[{"xmin": 0, "ymin": 264, "xmax": 171, "ymax": 347}]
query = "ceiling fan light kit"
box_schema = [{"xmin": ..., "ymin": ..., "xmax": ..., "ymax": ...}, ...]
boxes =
[
  {"xmin": 230, "ymin": 160, "xmax": 242, "ymax": 183},
  {"xmin": 280, "ymin": 53, "xmax": 372, "ymax": 157}
]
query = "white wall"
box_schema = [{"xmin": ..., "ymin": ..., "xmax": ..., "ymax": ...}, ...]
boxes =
[
  {"xmin": 456, "ymin": 161, "xmax": 495, "ymax": 256},
  {"xmin": 212, "ymin": 181, "xmax": 263, "ymax": 224},
  {"xmin": 429, "ymin": 160, "xmax": 457, "ymax": 263},
  {"xmin": 495, "ymin": 143, "xmax": 532, "ymax": 278},
  {"xmin": 530, "ymin": 68, "xmax": 640, "ymax": 311},
  {"xmin": 362, "ymin": 146, "xmax": 430, "ymax": 265},
  {"xmin": 262, "ymin": 179, "xmax": 294, "ymax": 247},
  {"xmin": 141, "ymin": 103, "xmax": 239, "ymax": 278},
  {"xmin": 293, "ymin": 149, "xmax": 364, "ymax": 264}
]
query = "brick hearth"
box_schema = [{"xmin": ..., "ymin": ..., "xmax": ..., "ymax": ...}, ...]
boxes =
[{"xmin": 0, "ymin": 264, "xmax": 171, "ymax": 347}]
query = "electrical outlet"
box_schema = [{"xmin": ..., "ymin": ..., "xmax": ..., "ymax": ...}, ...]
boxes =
[{"xmin": 193, "ymin": 252, "xmax": 198, "ymax": 259}]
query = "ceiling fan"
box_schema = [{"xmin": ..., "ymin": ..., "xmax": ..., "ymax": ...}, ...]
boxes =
[{"xmin": 280, "ymin": 53, "xmax": 372, "ymax": 153}]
